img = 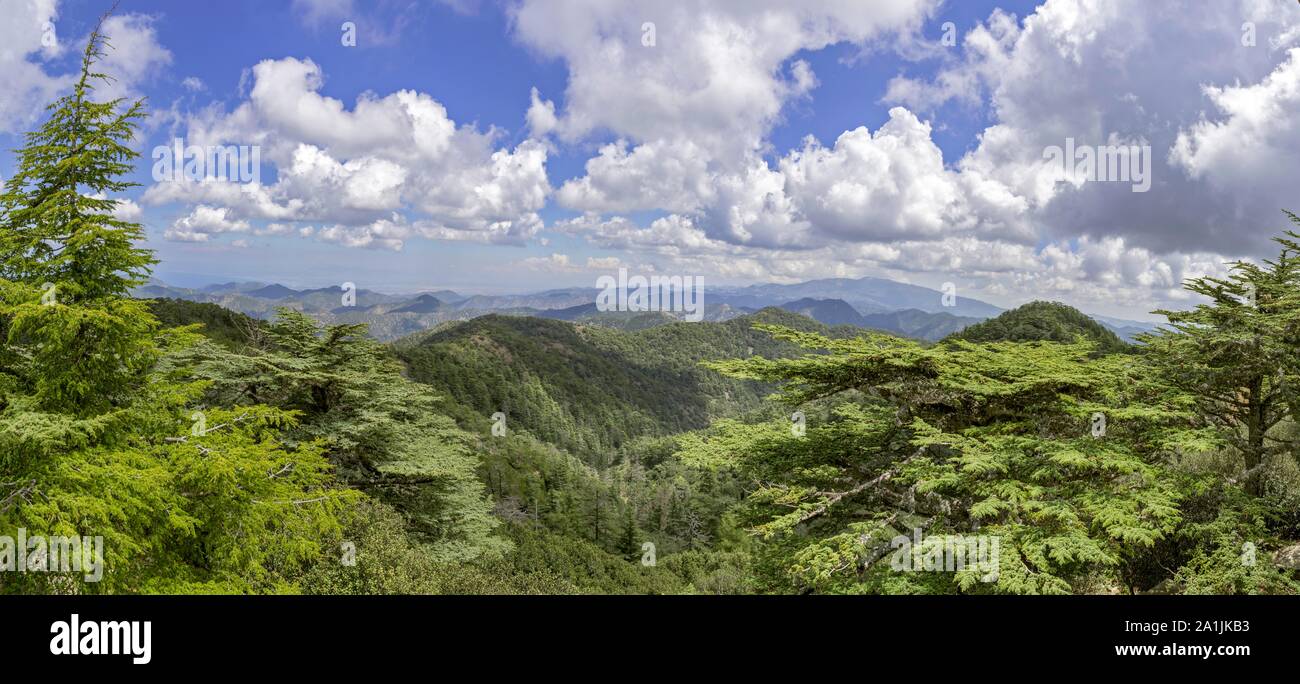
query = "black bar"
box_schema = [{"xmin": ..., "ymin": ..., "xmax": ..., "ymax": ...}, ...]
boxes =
[{"xmin": 1, "ymin": 595, "xmax": 1290, "ymax": 671}]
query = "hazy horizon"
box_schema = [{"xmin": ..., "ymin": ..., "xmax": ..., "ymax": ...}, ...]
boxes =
[{"xmin": 145, "ymin": 270, "xmax": 1170, "ymax": 324}]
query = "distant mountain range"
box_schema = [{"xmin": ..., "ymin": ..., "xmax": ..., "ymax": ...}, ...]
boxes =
[
  {"xmin": 774, "ymin": 297, "xmax": 985, "ymax": 340},
  {"xmin": 715, "ymin": 276, "xmax": 1001, "ymax": 318},
  {"xmin": 134, "ymin": 275, "xmax": 1159, "ymax": 343}
]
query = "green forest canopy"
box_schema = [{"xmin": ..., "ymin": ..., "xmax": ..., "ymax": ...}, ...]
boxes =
[{"xmin": 946, "ymin": 300, "xmax": 1131, "ymax": 353}]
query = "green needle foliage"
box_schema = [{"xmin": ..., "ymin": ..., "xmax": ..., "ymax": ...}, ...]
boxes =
[
  {"xmin": 679, "ymin": 326, "xmax": 1291, "ymax": 594},
  {"xmin": 0, "ymin": 24, "xmax": 152, "ymax": 300},
  {"xmin": 177, "ymin": 309, "xmax": 505, "ymax": 563},
  {"xmin": 0, "ymin": 17, "xmax": 355, "ymax": 594},
  {"xmin": 1140, "ymin": 215, "xmax": 1300, "ymax": 496},
  {"xmin": 0, "ymin": 23, "xmax": 156, "ymax": 416},
  {"xmin": 946, "ymin": 300, "xmax": 1131, "ymax": 354}
]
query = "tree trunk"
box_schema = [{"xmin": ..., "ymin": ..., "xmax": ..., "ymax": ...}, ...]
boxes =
[{"xmin": 1244, "ymin": 378, "xmax": 1265, "ymax": 497}]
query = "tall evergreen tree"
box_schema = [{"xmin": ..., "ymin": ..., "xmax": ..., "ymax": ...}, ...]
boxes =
[
  {"xmin": 0, "ymin": 17, "xmax": 156, "ymax": 415},
  {"xmin": 1, "ymin": 15, "xmax": 354, "ymax": 594},
  {"xmin": 1140, "ymin": 214, "xmax": 1300, "ymax": 496}
]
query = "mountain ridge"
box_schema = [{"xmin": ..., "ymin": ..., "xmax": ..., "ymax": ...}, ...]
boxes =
[
  {"xmin": 134, "ymin": 276, "xmax": 1158, "ymax": 343},
  {"xmin": 944, "ymin": 300, "xmax": 1132, "ymax": 353}
]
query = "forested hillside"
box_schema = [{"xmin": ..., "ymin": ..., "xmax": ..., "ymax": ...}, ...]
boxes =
[
  {"xmin": 394, "ymin": 309, "xmax": 839, "ymax": 460},
  {"xmin": 145, "ymin": 298, "xmax": 261, "ymax": 348},
  {"xmin": 860, "ymin": 308, "xmax": 982, "ymax": 341},
  {"xmin": 945, "ymin": 300, "xmax": 1131, "ymax": 353}
]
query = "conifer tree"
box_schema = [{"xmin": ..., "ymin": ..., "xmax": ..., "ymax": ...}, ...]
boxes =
[
  {"xmin": 1, "ymin": 15, "xmax": 355, "ymax": 594},
  {"xmin": 681, "ymin": 329, "xmax": 1218, "ymax": 594},
  {"xmin": 0, "ymin": 16, "xmax": 156, "ymax": 415},
  {"xmin": 179, "ymin": 309, "xmax": 506, "ymax": 563},
  {"xmin": 621, "ymin": 505, "xmax": 639, "ymax": 560},
  {"xmin": 1140, "ymin": 213, "xmax": 1300, "ymax": 496}
]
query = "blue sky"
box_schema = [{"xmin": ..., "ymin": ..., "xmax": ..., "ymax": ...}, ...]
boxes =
[{"xmin": 3, "ymin": 0, "xmax": 1299, "ymax": 318}]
